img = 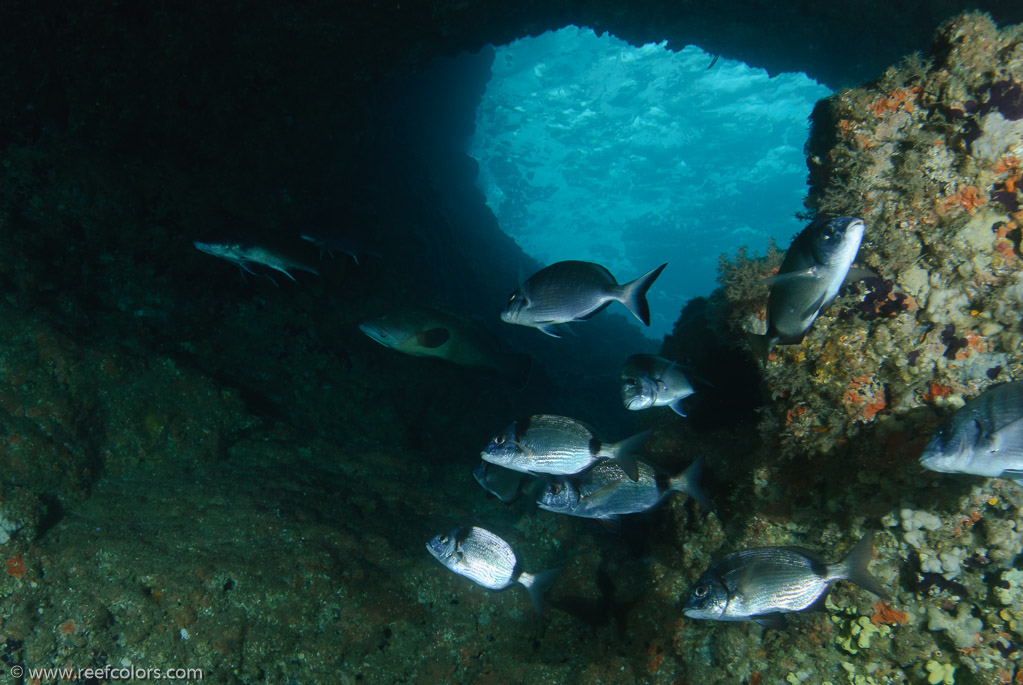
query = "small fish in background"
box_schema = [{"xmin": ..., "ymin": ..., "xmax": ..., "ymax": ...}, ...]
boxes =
[
  {"xmin": 748, "ymin": 217, "xmax": 872, "ymax": 360},
  {"xmin": 481, "ymin": 414, "xmax": 646, "ymax": 481},
  {"xmin": 501, "ymin": 260, "xmax": 667, "ymax": 337},
  {"xmin": 300, "ymin": 228, "xmax": 382, "ymax": 265},
  {"xmin": 193, "ymin": 240, "xmax": 320, "ymax": 283},
  {"xmin": 537, "ymin": 458, "xmax": 709, "ymax": 526},
  {"xmin": 620, "ymin": 354, "xmax": 696, "ymax": 417},
  {"xmin": 473, "ymin": 461, "xmax": 533, "ymax": 504},
  {"xmin": 683, "ymin": 531, "xmax": 890, "ymax": 629},
  {"xmin": 359, "ymin": 307, "xmax": 531, "ymax": 385},
  {"xmin": 919, "ymin": 380, "xmax": 1023, "ymax": 483},
  {"xmin": 426, "ymin": 525, "xmax": 561, "ymax": 614}
]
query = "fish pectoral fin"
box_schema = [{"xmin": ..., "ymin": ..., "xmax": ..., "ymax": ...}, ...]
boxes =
[
  {"xmin": 752, "ymin": 613, "xmax": 788, "ymax": 630},
  {"xmin": 668, "ymin": 398, "xmax": 687, "ymax": 417},
  {"xmin": 416, "ymin": 327, "xmax": 451, "ymax": 349},
  {"xmin": 760, "ymin": 267, "xmax": 826, "ymax": 286},
  {"xmin": 539, "ymin": 323, "xmax": 576, "ymax": 338},
  {"xmin": 732, "ymin": 561, "xmax": 766, "ymax": 600},
  {"xmin": 1000, "ymin": 469, "xmax": 1023, "ymax": 483},
  {"xmin": 596, "ymin": 516, "xmax": 622, "ymax": 533},
  {"xmin": 843, "ymin": 266, "xmax": 877, "ymax": 285},
  {"xmin": 538, "ymin": 325, "xmax": 562, "ymax": 338},
  {"xmin": 799, "ymin": 291, "xmax": 829, "ymax": 320}
]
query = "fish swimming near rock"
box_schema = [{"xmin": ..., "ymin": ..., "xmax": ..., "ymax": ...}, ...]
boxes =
[
  {"xmin": 501, "ymin": 260, "xmax": 667, "ymax": 337},
  {"xmin": 683, "ymin": 531, "xmax": 890, "ymax": 629},
  {"xmin": 919, "ymin": 381, "xmax": 1023, "ymax": 483},
  {"xmin": 537, "ymin": 458, "xmax": 709, "ymax": 526},
  {"xmin": 748, "ymin": 217, "xmax": 871, "ymax": 360},
  {"xmin": 359, "ymin": 307, "xmax": 531, "ymax": 384},
  {"xmin": 473, "ymin": 461, "xmax": 533, "ymax": 504},
  {"xmin": 481, "ymin": 414, "xmax": 646, "ymax": 481},
  {"xmin": 194, "ymin": 240, "xmax": 320, "ymax": 283},
  {"xmin": 426, "ymin": 525, "xmax": 561, "ymax": 614},
  {"xmin": 620, "ymin": 354, "xmax": 696, "ymax": 417}
]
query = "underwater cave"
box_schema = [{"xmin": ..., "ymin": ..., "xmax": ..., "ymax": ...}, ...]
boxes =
[
  {"xmin": 468, "ymin": 25, "xmax": 831, "ymax": 337},
  {"xmin": 2, "ymin": 0, "xmax": 1023, "ymax": 682}
]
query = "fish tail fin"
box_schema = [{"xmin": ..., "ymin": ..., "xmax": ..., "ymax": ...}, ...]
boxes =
[
  {"xmin": 619, "ymin": 263, "xmax": 667, "ymax": 326},
  {"xmin": 667, "ymin": 457, "xmax": 712, "ymax": 510},
  {"xmin": 608, "ymin": 429, "xmax": 651, "ymax": 481},
  {"xmin": 832, "ymin": 531, "xmax": 890, "ymax": 601},
  {"xmin": 523, "ymin": 567, "xmax": 562, "ymax": 615},
  {"xmin": 746, "ymin": 332, "xmax": 775, "ymax": 364}
]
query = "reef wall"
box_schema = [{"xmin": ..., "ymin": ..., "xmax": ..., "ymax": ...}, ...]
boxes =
[{"xmin": 710, "ymin": 14, "xmax": 1023, "ymax": 683}]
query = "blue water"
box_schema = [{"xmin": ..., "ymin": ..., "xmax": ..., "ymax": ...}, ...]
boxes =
[{"xmin": 470, "ymin": 26, "xmax": 832, "ymax": 338}]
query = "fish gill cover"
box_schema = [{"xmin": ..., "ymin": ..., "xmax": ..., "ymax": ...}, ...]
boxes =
[{"xmin": 470, "ymin": 26, "xmax": 832, "ymax": 336}]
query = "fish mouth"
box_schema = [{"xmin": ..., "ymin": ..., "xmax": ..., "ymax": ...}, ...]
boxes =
[{"xmin": 624, "ymin": 396, "xmax": 650, "ymax": 410}]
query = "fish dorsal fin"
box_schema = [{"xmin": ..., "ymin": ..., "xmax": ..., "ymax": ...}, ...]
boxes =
[{"xmin": 417, "ymin": 327, "xmax": 451, "ymax": 349}]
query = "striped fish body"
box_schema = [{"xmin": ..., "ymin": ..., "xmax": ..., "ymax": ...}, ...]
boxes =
[{"xmin": 481, "ymin": 414, "xmax": 643, "ymax": 480}]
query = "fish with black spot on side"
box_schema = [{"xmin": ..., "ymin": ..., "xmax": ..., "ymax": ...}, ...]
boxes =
[
  {"xmin": 481, "ymin": 414, "xmax": 646, "ymax": 481},
  {"xmin": 748, "ymin": 217, "xmax": 873, "ymax": 360},
  {"xmin": 683, "ymin": 531, "xmax": 890, "ymax": 629},
  {"xmin": 537, "ymin": 458, "xmax": 710, "ymax": 528},
  {"xmin": 359, "ymin": 307, "xmax": 531, "ymax": 385},
  {"xmin": 620, "ymin": 354, "xmax": 696, "ymax": 417},
  {"xmin": 501, "ymin": 260, "xmax": 667, "ymax": 337},
  {"xmin": 919, "ymin": 380, "xmax": 1023, "ymax": 483},
  {"xmin": 194, "ymin": 240, "xmax": 320, "ymax": 283},
  {"xmin": 426, "ymin": 525, "xmax": 561, "ymax": 614}
]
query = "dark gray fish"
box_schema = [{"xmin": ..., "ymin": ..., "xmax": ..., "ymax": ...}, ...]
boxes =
[
  {"xmin": 620, "ymin": 354, "xmax": 695, "ymax": 416},
  {"xmin": 359, "ymin": 307, "xmax": 531, "ymax": 384},
  {"xmin": 501, "ymin": 260, "xmax": 667, "ymax": 337},
  {"xmin": 919, "ymin": 381, "xmax": 1023, "ymax": 483},
  {"xmin": 426, "ymin": 525, "xmax": 561, "ymax": 614},
  {"xmin": 748, "ymin": 217, "xmax": 870, "ymax": 360},
  {"xmin": 473, "ymin": 461, "xmax": 532, "ymax": 504},
  {"xmin": 481, "ymin": 414, "xmax": 645, "ymax": 481},
  {"xmin": 300, "ymin": 229, "xmax": 382, "ymax": 265},
  {"xmin": 683, "ymin": 532, "xmax": 889, "ymax": 629},
  {"xmin": 537, "ymin": 458, "xmax": 709, "ymax": 524},
  {"xmin": 194, "ymin": 240, "xmax": 320, "ymax": 282}
]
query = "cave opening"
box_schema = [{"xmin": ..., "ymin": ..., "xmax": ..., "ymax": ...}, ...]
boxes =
[{"xmin": 468, "ymin": 26, "xmax": 833, "ymax": 337}]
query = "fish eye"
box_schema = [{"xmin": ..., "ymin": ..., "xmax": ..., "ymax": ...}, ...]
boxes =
[
  {"xmin": 507, "ymin": 293, "xmax": 518, "ymax": 303},
  {"xmin": 495, "ymin": 435, "xmax": 506, "ymax": 445},
  {"xmin": 624, "ymin": 379, "xmax": 638, "ymax": 387},
  {"xmin": 551, "ymin": 483, "xmax": 562, "ymax": 494},
  {"xmin": 694, "ymin": 584, "xmax": 709, "ymax": 598},
  {"xmin": 438, "ymin": 535, "xmax": 448, "ymax": 544}
]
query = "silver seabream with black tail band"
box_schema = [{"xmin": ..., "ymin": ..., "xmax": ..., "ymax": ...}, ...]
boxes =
[{"xmin": 426, "ymin": 526, "xmax": 561, "ymax": 614}]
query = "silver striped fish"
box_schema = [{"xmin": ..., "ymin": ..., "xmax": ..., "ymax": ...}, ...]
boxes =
[
  {"xmin": 480, "ymin": 414, "xmax": 645, "ymax": 481},
  {"xmin": 426, "ymin": 526, "xmax": 560, "ymax": 614},
  {"xmin": 683, "ymin": 531, "xmax": 889, "ymax": 629}
]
